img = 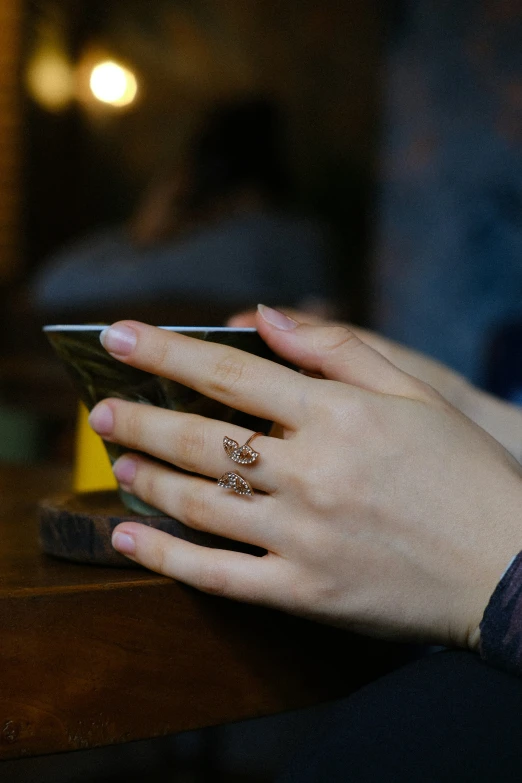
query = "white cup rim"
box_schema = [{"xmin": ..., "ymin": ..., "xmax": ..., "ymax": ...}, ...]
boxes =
[{"xmin": 43, "ymin": 325, "xmax": 256, "ymax": 333}]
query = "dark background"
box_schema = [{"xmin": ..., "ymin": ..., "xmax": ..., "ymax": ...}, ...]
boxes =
[{"xmin": 21, "ymin": 0, "xmax": 385, "ymax": 323}]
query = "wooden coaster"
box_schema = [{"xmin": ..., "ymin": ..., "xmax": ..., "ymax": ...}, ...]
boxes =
[{"xmin": 39, "ymin": 491, "xmax": 262, "ymax": 567}]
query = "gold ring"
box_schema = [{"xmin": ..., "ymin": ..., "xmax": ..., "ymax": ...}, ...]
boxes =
[
  {"xmin": 223, "ymin": 432, "xmax": 263, "ymax": 465},
  {"xmin": 217, "ymin": 472, "xmax": 253, "ymax": 496}
]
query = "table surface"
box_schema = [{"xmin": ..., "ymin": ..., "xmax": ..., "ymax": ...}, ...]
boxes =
[{"xmin": 0, "ymin": 464, "xmax": 402, "ymax": 760}]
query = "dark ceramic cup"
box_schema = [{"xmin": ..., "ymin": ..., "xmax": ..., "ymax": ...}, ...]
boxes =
[{"xmin": 44, "ymin": 325, "xmax": 282, "ymax": 516}]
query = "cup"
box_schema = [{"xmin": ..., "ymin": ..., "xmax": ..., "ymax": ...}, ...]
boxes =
[{"xmin": 44, "ymin": 325, "xmax": 281, "ymax": 515}]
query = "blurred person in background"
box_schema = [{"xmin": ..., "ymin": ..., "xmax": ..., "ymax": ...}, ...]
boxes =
[
  {"xmin": 31, "ymin": 97, "xmax": 335, "ymax": 318},
  {"xmin": 373, "ymin": 0, "xmax": 522, "ymax": 386}
]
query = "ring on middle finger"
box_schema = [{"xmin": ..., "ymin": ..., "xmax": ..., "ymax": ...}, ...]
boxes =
[{"xmin": 223, "ymin": 432, "xmax": 263, "ymax": 465}]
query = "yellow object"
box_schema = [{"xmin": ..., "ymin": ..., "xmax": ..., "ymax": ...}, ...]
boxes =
[{"xmin": 73, "ymin": 403, "xmax": 117, "ymax": 493}]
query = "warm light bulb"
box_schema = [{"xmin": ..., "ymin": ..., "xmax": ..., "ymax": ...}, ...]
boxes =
[
  {"xmin": 89, "ymin": 61, "xmax": 138, "ymax": 107},
  {"xmin": 26, "ymin": 46, "xmax": 74, "ymax": 111}
]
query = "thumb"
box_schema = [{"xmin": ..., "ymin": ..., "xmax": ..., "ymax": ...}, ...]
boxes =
[
  {"xmin": 228, "ymin": 306, "xmax": 326, "ymax": 328},
  {"xmin": 256, "ymin": 304, "xmax": 433, "ymax": 399}
]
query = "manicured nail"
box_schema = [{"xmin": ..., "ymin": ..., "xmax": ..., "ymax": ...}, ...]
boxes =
[
  {"xmin": 112, "ymin": 531, "xmax": 136, "ymax": 556},
  {"xmin": 100, "ymin": 324, "xmax": 137, "ymax": 356},
  {"xmin": 257, "ymin": 304, "xmax": 298, "ymax": 330},
  {"xmin": 113, "ymin": 455, "xmax": 138, "ymax": 486},
  {"xmin": 88, "ymin": 402, "xmax": 114, "ymax": 436}
]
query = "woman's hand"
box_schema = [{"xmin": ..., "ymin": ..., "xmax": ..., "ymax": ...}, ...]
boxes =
[
  {"xmin": 89, "ymin": 307, "xmax": 522, "ymax": 649},
  {"xmin": 230, "ymin": 309, "xmax": 522, "ymax": 462}
]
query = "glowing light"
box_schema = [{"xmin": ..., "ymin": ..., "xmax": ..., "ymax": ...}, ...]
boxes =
[
  {"xmin": 26, "ymin": 46, "xmax": 74, "ymax": 112},
  {"xmin": 89, "ymin": 61, "xmax": 138, "ymax": 107}
]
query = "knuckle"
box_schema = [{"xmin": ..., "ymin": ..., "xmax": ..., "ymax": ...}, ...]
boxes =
[
  {"xmin": 303, "ymin": 379, "xmax": 340, "ymax": 420},
  {"xmin": 139, "ymin": 465, "xmax": 159, "ymax": 503},
  {"xmin": 285, "ymin": 454, "xmax": 338, "ymax": 518},
  {"xmin": 311, "ymin": 574, "xmax": 343, "ymax": 610},
  {"xmin": 207, "ymin": 351, "xmax": 247, "ymax": 396},
  {"xmin": 197, "ymin": 562, "xmax": 230, "ymax": 597},
  {"xmin": 286, "ymin": 564, "xmax": 339, "ymax": 612},
  {"xmin": 148, "ymin": 335, "xmax": 171, "ymax": 370},
  {"xmin": 415, "ymin": 378, "xmax": 442, "ymax": 402},
  {"xmin": 152, "ymin": 539, "xmax": 169, "ymax": 575},
  {"xmin": 308, "ymin": 381, "xmax": 365, "ymax": 430},
  {"xmin": 294, "ymin": 442, "xmax": 351, "ymax": 514},
  {"xmin": 321, "ymin": 326, "xmax": 360, "ymax": 356},
  {"xmin": 337, "ymin": 390, "xmax": 369, "ymax": 430},
  {"xmin": 303, "ymin": 476, "xmax": 338, "ymax": 516},
  {"xmin": 180, "ymin": 487, "xmax": 214, "ymax": 529},
  {"xmin": 319, "ymin": 327, "xmax": 366, "ymax": 376},
  {"xmin": 124, "ymin": 407, "xmax": 145, "ymax": 449},
  {"xmin": 341, "ymin": 392, "xmax": 368, "ymax": 425},
  {"xmin": 285, "ymin": 570, "xmax": 307, "ymax": 608},
  {"xmin": 299, "ymin": 519, "xmax": 329, "ymax": 558},
  {"xmin": 177, "ymin": 419, "xmax": 207, "ymax": 471}
]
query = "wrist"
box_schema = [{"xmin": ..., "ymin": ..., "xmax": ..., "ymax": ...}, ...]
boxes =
[{"xmin": 456, "ymin": 474, "xmax": 522, "ymax": 654}]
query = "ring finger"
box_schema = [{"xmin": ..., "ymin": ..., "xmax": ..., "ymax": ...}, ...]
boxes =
[
  {"xmin": 88, "ymin": 398, "xmax": 280, "ymax": 493},
  {"xmin": 112, "ymin": 453, "xmax": 278, "ymax": 551}
]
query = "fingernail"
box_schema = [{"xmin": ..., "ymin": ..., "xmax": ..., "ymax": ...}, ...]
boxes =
[
  {"xmin": 113, "ymin": 455, "xmax": 138, "ymax": 486},
  {"xmin": 257, "ymin": 304, "xmax": 298, "ymax": 330},
  {"xmin": 88, "ymin": 402, "xmax": 114, "ymax": 436},
  {"xmin": 112, "ymin": 531, "xmax": 136, "ymax": 556},
  {"xmin": 100, "ymin": 324, "xmax": 137, "ymax": 356}
]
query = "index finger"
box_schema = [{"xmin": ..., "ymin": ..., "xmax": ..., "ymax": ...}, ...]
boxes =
[{"xmin": 100, "ymin": 320, "xmax": 309, "ymax": 428}]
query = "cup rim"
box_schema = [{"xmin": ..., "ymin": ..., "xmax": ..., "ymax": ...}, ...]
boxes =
[{"xmin": 43, "ymin": 325, "xmax": 257, "ymax": 333}]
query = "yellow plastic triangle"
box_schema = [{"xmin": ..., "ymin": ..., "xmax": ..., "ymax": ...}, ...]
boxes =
[{"xmin": 73, "ymin": 403, "xmax": 118, "ymax": 493}]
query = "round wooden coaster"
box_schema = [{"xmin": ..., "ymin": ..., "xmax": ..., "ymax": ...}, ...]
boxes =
[{"xmin": 39, "ymin": 491, "xmax": 262, "ymax": 567}]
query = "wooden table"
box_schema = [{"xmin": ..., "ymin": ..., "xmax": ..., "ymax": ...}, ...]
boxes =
[{"xmin": 0, "ymin": 464, "xmax": 404, "ymax": 761}]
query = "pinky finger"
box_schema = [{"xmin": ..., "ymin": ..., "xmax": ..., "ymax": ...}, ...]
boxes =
[{"xmin": 112, "ymin": 521, "xmax": 278, "ymax": 604}]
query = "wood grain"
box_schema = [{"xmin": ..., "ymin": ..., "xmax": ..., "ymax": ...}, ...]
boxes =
[{"xmin": 0, "ymin": 464, "xmax": 406, "ymax": 760}]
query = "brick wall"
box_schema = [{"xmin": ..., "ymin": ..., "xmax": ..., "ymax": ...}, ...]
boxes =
[{"xmin": 0, "ymin": 0, "xmax": 22, "ymax": 283}]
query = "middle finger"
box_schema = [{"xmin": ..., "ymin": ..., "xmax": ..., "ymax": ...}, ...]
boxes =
[{"xmin": 89, "ymin": 398, "xmax": 280, "ymax": 493}]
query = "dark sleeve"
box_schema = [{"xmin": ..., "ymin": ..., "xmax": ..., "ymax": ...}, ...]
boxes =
[{"xmin": 479, "ymin": 552, "xmax": 522, "ymax": 675}]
